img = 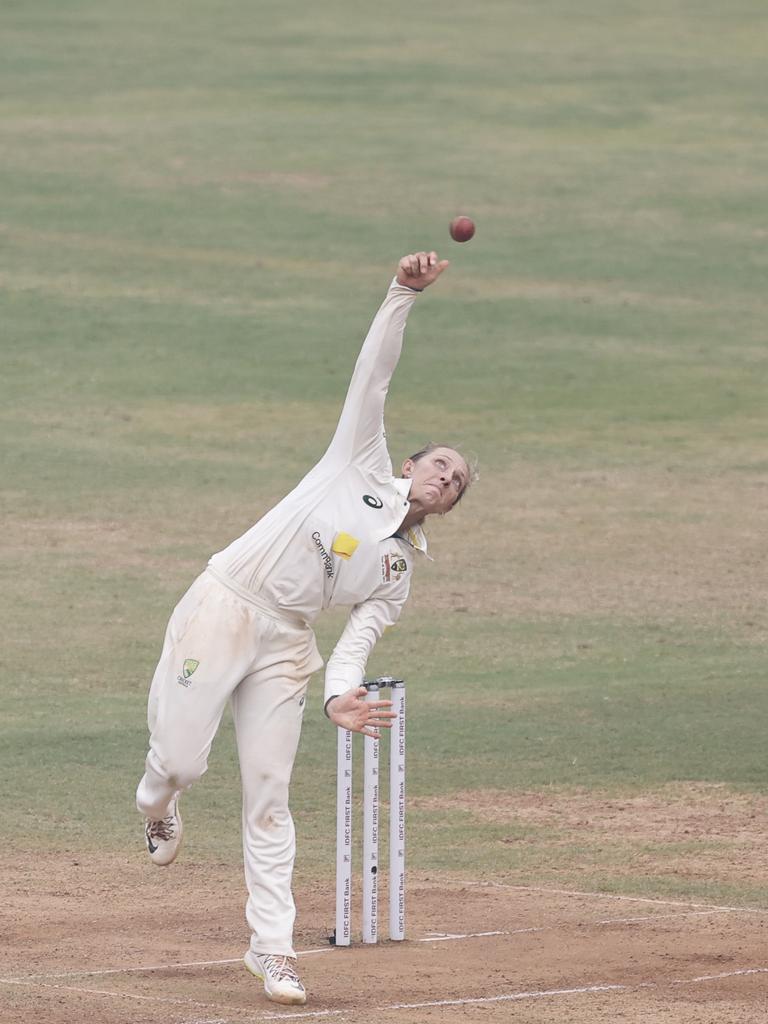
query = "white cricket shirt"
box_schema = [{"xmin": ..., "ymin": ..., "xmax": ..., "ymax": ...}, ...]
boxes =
[{"xmin": 208, "ymin": 279, "xmax": 428, "ymax": 703}]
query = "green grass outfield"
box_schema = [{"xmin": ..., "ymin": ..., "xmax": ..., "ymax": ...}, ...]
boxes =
[{"xmin": 2, "ymin": 0, "xmax": 767, "ymax": 906}]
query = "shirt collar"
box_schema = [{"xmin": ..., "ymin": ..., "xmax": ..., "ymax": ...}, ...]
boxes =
[
  {"xmin": 391, "ymin": 477, "xmax": 431, "ymax": 557},
  {"xmin": 398, "ymin": 523, "xmax": 430, "ymax": 557},
  {"xmin": 393, "ymin": 476, "xmax": 413, "ymax": 500}
]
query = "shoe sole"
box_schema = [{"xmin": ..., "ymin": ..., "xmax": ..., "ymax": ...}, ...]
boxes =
[{"xmin": 244, "ymin": 953, "xmax": 307, "ymax": 1006}]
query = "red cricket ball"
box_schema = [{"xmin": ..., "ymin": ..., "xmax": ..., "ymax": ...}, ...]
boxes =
[{"xmin": 449, "ymin": 215, "xmax": 476, "ymax": 243}]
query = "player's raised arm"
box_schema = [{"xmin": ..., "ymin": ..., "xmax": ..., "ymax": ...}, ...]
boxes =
[{"xmin": 322, "ymin": 253, "xmax": 449, "ymax": 471}]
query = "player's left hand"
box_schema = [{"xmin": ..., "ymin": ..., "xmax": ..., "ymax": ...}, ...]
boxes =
[
  {"xmin": 396, "ymin": 251, "xmax": 450, "ymax": 291},
  {"xmin": 326, "ymin": 687, "xmax": 397, "ymax": 739}
]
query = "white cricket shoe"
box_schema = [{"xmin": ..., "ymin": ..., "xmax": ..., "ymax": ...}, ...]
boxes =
[
  {"xmin": 244, "ymin": 950, "xmax": 307, "ymax": 1005},
  {"xmin": 144, "ymin": 796, "xmax": 182, "ymax": 866}
]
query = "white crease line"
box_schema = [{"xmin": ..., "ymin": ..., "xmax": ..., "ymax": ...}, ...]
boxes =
[
  {"xmin": 675, "ymin": 966, "xmax": 768, "ymax": 984},
  {"xmin": 181, "ymin": 1014, "xmax": 345, "ymax": 1024},
  {"xmin": 261, "ymin": 1012, "xmax": 344, "ymax": 1021},
  {"xmin": 4, "ymin": 978, "xmax": 338, "ymax": 1024},
  {"xmin": 463, "ymin": 882, "xmax": 768, "ymax": 915},
  {"xmin": 3, "ymin": 966, "xmax": 766, "ymax": 1020},
  {"xmin": 595, "ymin": 909, "xmax": 737, "ymax": 926},
  {"xmin": 179, "ymin": 1019, "xmax": 232, "ymax": 1024},
  {"xmin": 13, "ymin": 946, "xmax": 332, "ymax": 981},
  {"xmin": 385, "ymin": 982, "xmax": 638, "ymax": 1010},
  {"xmin": 417, "ymin": 908, "xmax": 736, "ymax": 945},
  {"xmin": 0, "ymin": 977, "xmax": 252, "ymax": 1016},
  {"xmin": 3, "ymin": 934, "xmax": 519, "ymax": 985},
  {"xmin": 2, "ymin": 975, "xmax": 344, "ymax": 1022},
  {"xmin": 20, "ymin": 958, "xmax": 243, "ymax": 980},
  {"xmin": 2, "ymin": 909, "xmax": 744, "ymax": 984},
  {"xmin": 419, "ymin": 929, "xmax": 529, "ymax": 942}
]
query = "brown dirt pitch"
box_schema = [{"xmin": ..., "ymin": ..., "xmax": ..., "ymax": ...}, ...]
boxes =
[{"xmin": 2, "ymin": 852, "xmax": 766, "ymax": 1024}]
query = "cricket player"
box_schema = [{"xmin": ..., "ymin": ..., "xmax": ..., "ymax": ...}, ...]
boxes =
[{"xmin": 136, "ymin": 251, "xmax": 471, "ymax": 1005}]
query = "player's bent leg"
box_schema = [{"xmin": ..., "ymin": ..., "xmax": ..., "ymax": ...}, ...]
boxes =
[{"xmin": 135, "ymin": 571, "xmax": 266, "ymax": 864}]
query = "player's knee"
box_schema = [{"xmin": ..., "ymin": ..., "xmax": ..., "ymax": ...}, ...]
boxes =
[
  {"xmin": 163, "ymin": 754, "xmax": 207, "ymax": 791},
  {"xmin": 258, "ymin": 769, "xmax": 290, "ymax": 797},
  {"xmin": 242, "ymin": 772, "xmax": 290, "ymax": 814}
]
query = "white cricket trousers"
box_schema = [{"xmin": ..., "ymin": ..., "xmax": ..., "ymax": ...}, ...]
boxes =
[{"xmin": 136, "ymin": 569, "xmax": 323, "ymax": 957}]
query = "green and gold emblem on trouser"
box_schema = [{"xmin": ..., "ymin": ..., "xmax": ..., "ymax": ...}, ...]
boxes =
[{"xmin": 183, "ymin": 659, "xmax": 200, "ymax": 679}]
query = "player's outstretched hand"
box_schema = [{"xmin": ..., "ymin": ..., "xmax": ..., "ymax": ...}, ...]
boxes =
[
  {"xmin": 396, "ymin": 251, "xmax": 449, "ymax": 291},
  {"xmin": 327, "ymin": 687, "xmax": 397, "ymax": 739}
]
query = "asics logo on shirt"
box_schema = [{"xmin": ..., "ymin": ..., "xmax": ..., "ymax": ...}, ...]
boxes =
[{"xmin": 363, "ymin": 494, "xmax": 384, "ymax": 509}]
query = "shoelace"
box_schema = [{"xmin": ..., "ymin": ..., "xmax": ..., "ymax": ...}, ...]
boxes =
[
  {"xmin": 146, "ymin": 814, "xmax": 176, "ymax": 842},
  {"xmin": 261, "ymin": 955, "xmax": 301, "ymax": 985}
]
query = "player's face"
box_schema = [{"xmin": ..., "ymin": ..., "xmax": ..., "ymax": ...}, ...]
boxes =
[{"xmin": 401, "ymin": 447, "xmax": 470, "ymax": 516}]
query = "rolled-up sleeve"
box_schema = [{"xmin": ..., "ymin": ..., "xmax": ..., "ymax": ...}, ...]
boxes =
[{"xmin": 323, "ymin": 577, "xmax": 411, "ymax": 704}]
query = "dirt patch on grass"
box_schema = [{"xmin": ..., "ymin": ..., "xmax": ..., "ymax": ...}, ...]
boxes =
[
  {"xmin": 415, "ymin": 460, "xmax": 768, "ymax": 639},
  {"xmin": 425, "ymin": 783, "xmax": 768, "ymax": 841},
  {"xmin": 414, "ymin": 783, "xmax": 768, "ymax": 892}
]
